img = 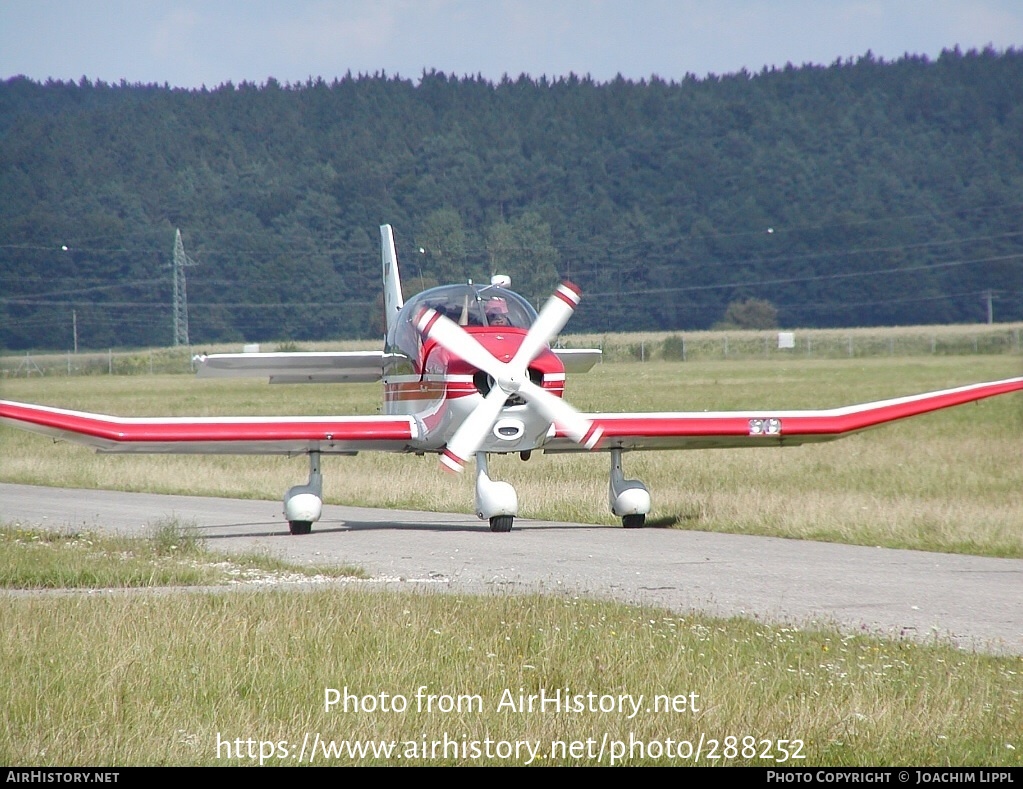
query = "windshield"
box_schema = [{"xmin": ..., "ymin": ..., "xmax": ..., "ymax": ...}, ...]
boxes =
[
  {"xmin": 407, "ymin": 283, "xmax": 537, "ymax": 329},
  {"xmin": 386, "ymin": 283, "xmax": 539, "ymax": 373}
]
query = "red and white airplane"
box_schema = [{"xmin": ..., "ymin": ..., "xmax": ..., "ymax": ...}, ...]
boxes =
[{"xmin": 2, "ymin": 225, "xmax": 1022, "ymax": 534}]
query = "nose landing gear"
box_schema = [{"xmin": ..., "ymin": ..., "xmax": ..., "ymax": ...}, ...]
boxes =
[{"xmin": 475, "ymin": 452, "xmax": 518, "ymax": 532}]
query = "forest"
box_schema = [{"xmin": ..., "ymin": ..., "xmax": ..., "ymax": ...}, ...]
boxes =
[{"xmin": 1, "ymin": 46, "xmax": 1022, "ymax": 350}]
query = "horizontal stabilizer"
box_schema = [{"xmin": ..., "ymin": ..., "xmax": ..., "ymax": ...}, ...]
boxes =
[
  {"xmin": 552, "ymin": 348, "xmax": 602, "ymax": 373},
  {"xmin": 196, "ymin": 351, "xmax": 386, "ymax": 383}
]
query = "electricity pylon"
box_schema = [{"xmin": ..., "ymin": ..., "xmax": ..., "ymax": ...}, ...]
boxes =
[{"xmin": 172, "ymin": 229, "xmax": 197, "ymax": 346}]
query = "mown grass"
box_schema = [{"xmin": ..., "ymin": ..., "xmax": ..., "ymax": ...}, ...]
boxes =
[
  {"xmin": 0, "ymin": 520, "xmax": 365, "ymax": 589},
  {"xmin": 2, "ymin": 354, "xmax": 1020, "ymax": 556},
  {"xmin": 1, "ymin": 589, "xmax": 1020, "ymax": 766}
]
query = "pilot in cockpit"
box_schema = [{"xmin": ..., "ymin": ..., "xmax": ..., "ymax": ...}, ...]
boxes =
[{"xmin": 485, "ymin": 296, "xmax": 511, "ymax": 327}]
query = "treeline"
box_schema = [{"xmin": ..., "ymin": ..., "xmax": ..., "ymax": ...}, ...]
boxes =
[{"xmin": 2, "ymin": 47, "xmax": 1022, "ymax": 350}]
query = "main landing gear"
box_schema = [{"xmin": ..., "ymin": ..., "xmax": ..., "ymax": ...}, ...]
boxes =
[
  {"xmin": 284, "ymin": 451, "xmax": 323, "ymax": 535},
  {"xmin": 609, "ymin": 448, "xmax": 651, "ymax": 529},
  {"xmin": 282, "ymin": 448, "xmax": 653, "ymax": 535}
]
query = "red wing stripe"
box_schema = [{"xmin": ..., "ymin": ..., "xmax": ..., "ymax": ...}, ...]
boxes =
[{"xmin": 0, "ymin": 401, "xmax": 415, "ymax": 443}]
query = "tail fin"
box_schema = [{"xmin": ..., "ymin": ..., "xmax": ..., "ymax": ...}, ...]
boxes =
[{"xmin": 381, "ymin": 224, "xmax": 404, "ymax": 335}]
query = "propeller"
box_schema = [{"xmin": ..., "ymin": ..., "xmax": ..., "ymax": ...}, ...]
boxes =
[{"xmin": 416, "ymin": 282, "xmax": 603, "ymax": 472}]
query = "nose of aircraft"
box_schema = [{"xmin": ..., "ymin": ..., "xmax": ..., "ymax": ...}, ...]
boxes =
[{"xmin": 416, "ymin": 284, "xmax": 602, "ymax": 472}]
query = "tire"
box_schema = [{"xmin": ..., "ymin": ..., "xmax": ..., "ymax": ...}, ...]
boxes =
[
  {"xmin": 289, "ymin": 520, "xmax": 312, "ymax": 535},
  {"xmin": 489, "ymin": 515, "xmax": 514, "ymax": 533},
  {"xmin": 622, "ymin": 514, "xmax": 646, "ymax": 529}
]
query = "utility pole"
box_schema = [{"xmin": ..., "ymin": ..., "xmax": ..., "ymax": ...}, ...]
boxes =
[
  {"xmin": 982, "ymin": 290, "xmax": 994, "ymax": 325},
  {"xmin": 172, "ymin": 229, "xmax": 198, "ymax": 346},
  {"xmin": 72, "ymin": 309, "xmax": 78, "ymax": 353}
]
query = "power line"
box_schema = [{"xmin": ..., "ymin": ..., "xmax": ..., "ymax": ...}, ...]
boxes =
[{"xmin": 586, "ymin": 252, "xmax": 1023, "ymax": 299}]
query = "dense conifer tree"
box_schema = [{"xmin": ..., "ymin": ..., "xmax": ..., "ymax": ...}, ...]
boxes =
[{"xmin": 2, "ymin": 48, "xmax": 1021, "ymax": 349}]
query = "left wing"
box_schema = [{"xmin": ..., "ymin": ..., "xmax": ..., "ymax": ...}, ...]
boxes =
[
  {"xmin": 0, "ymin": 400, "xmax": 418, "ymax": 454},
  {"xmin": 543, "ymin": 377, "xmax": 1023, "ymax": 452}
]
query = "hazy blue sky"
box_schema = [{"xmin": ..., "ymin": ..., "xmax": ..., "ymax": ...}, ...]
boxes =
[{"xmin": 2, "ymin": 1, "xmax": 1022, "ymax": 87}]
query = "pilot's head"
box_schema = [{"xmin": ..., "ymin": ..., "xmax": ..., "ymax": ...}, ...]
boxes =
[{"xmin": 486, "ymin": 296, "xmax": 510, "ymax": 326}]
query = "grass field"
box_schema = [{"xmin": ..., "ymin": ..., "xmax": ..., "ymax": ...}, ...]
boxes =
[
  {"xmin": 1, "ymin": 349, "xmax": 1022, "ymax": 766},
  {"xmin": 2, "ymin": 353, "xmax": 1020, "ymax": 556},
  {"xmin": 2, "ymin": 553, "xmax": 1022, "ymax": 766},
  {"xmin": 0, "ymin": 520, "xmax": 363, "ymax": 588}
]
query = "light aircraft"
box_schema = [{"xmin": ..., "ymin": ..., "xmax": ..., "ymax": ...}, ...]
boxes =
[{"xmin": 2, "ymin": 225, "xmax": 1022, "ymax": 534}]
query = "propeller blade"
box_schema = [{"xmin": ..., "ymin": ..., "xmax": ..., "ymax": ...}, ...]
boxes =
[
  {"xmin": 416, "ymin": 308, "xmax": 505, "ymax": 380},
  {"xmin": 519, "ymin": 379, "xmax": 603, "ymax": 450},
  {"xmin": 440, "ymin": 386, "xmax": 509, "ymax": 473},
  {"xmin": 419, "ymin": 283, "xmax": 600, "ymax": 472},
  {"xmin": 509, "ymin": 282, "xmax": 582, "ymax": 370}
]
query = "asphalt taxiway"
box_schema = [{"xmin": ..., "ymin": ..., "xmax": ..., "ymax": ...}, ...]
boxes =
[{"xmin": 2, "ymin": 482, "xmax": 1020, "ymax": 654}]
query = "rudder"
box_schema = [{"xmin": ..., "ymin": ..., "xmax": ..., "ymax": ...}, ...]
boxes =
[{"xmin": 381, "ymin": 224, "xmax": 404, "ymax": 335}]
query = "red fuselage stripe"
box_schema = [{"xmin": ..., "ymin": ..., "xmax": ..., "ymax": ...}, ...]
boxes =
[{"xmin": 384, "ymin": 381, "xmax": 476, "ymax": 401}]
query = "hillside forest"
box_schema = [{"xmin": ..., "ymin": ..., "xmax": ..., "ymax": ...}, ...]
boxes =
[{"xmin": 1, "ymin": 47, "xmax": 1022, "ymax": 350}]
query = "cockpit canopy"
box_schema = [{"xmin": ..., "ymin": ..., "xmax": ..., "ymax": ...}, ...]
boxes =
[
  {"xmin": 386, "ymin": 283, "xmax": 538, "ymax": 373},
  {"xmin": 412, "ymin": 283, "xmax": 536, "ymax": 329}
]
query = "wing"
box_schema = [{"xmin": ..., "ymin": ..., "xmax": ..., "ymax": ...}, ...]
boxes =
[
  {"xmin": 0, "ymin": 400, "xmax": 418, "ymax": 454},
  {"xmin": 543, "ymin": 377, "xmax": 1023, "ymax": 452},
  {"xmin": 196, "ymin": 351, "xmax": 386, "ymax": 383}
]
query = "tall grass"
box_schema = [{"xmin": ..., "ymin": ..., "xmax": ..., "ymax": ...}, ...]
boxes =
[{"xmin": 1, "ymin": 589, "xmax": 1020, "ymax": 765}]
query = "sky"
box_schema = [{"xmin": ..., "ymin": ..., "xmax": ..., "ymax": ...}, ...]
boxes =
[{"xmin": 2, "ymin": 0, "xmax": 1022, "ymax": 89}]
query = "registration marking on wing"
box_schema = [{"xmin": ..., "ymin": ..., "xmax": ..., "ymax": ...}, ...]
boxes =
[{"xmin": 748, "ymin": 417, "xmax": 782, "ymax": 436}]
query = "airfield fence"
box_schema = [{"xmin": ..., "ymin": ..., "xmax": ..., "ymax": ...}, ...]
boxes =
[
  {"xmin": 2, "ymin": 324, "xmax": 1021, "ymax": 377},
  {"xmin": 567, "ymin": 324, "xmax": 1023, "ymax": 363}
]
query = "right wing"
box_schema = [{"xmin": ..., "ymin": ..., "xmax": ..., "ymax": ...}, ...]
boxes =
[
  {"xmin": 196, "ymin": 351, "xmax": 386, "ymax": 383},
  {"xmin": 0, "ymin": 400, "xmax": 417, "ymax": 454},
  {"xmin": 542, "ymin": 376, "xmax": 1023, "ymax": 452}
]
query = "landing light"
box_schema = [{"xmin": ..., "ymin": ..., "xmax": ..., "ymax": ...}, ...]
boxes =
[{"xmin": 493, "ymin": 418, "xmax": 525, "ymax": 441}]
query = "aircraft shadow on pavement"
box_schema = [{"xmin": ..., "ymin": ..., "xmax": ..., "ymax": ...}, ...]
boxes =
[
  {"xmin": 330, "ymin": 518, "xmax": 608, "ymax": 533},
  {"xmin": 194, "ymin": 517, "xmax": 608, "ymax": 539}
]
